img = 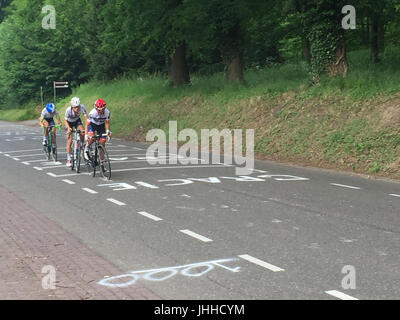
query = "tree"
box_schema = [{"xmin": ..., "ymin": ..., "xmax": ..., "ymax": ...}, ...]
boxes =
[{"xmin": 299, "ymin": 0, "xmax": 349, "ymax": 81}]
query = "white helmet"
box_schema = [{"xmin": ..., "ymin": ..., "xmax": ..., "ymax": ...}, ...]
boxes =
[{"xmin": 71, "ymin": 97, "xmax": 80, "ymax": 107}]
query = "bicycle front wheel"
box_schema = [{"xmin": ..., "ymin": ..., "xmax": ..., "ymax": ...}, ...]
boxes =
[
  {"xmin": 98, "ymin": 144, "xmax": 111, "ymax": 180},
  {"xmin": 74, "ymin": 141, "xmax": 81, "ymax": 173},
  {"xmin": 51, "ymin": 145, "xmax": 57, "ymax": 162},
  {"xmin": 86, "ymin": 145, "xmax": 96, "ymax": 177}
]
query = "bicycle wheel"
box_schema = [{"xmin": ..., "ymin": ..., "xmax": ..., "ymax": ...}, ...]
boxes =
[
  {"xmin": 98, "ymin": 144, "xmax": 111, "ymax": 180},
  {"xmin": 86, "ymin": 145, "xmax": 96, "ymax": 177},
  {"xmin": 46, "ymin": 133, "xmax": 51, "ymax": 160},
  {"xmin": 51, "ymin": 144, "xmax": 57, "ymax": 162},
  {"xmin": 70, "ymin": 141, "xmax": 75, "ymax": 171},
  {"xmin": 75, "ymin": 140, "xmax": 81, "ymax": 173}
]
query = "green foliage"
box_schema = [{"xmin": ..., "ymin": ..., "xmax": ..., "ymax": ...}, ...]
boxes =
[{"xmin": 0, "ymin": 0, "xmax": 400, "ymax": 106}]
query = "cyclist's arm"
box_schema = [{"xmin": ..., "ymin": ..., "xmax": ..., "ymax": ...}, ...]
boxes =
[
  {"xmin": 82, "ymin": 115, "xmax": 88, "ymax": 133},
  {"xmin": 85, "ymin": 119, "xmax": 90, "ymax": 140},
  {"xmin": 64, "ymin": 119, "xmax": 71, "ymax": 132},
  {"xmin": 55, "ymin": 114, "xmax": 62, "ymax": 127},
  {"xmin": 105, "ymin": 119, "xmax": 110, "ymax": 135}
]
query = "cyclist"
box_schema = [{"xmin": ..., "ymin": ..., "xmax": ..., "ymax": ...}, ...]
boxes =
[
  {"xmin": 64, "ymin": 96, "xmax": 87, "ymax": 167},
  {"xmin": 39, "ymin": 103, "xmax": 62, "ymax": 148},
  {"xmin": 84, "ymin": 99, "xmax": 111, "ymax": 166}
]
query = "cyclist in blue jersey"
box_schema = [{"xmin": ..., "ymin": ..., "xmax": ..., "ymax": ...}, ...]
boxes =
[{"xmin": 39, "ymin": 103, "xmax": 62, "ymax": 147}]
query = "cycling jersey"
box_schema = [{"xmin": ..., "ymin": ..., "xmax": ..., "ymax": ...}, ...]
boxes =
[
  {"xmin": 41, "ymin": 108, "xmax": 59, "ymax": 120},
  {"xmin": 65, "ymin": 105, "xmax": 87, "ymax": 123},
  {"xmin": 88, "ymin": 108, "xmax": 110, "ymax": 125}
]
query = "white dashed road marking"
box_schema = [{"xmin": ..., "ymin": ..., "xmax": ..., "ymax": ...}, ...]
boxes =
[
  {"xmin": 330, "ymin": 183, "xmax": 361, "ymax": 190},
  {"xmin": 106, "ymin": 198, "xmax": 126, "ymax": 206},
  {"xmin": 238, "ymin": 254, "xmax": 284, "ymax": 272},
  {"xmin": 82, "ymin": 188, "xmax": 98, "ymax": 194},
  {"xmin": 62, "ymin": 179, "xmax": 75, "ymax": 185},
  {"xmin": 180, "ymin": 230, "xmax": 213, "ymax": 242},
  {"xmin": 389, "ymin": 194, "xmax": 400, "ymax": 198},
  {"xmin": 137, "ymin": 211, "xmax": 163, "ymax": 221},
  {"xmin": 325, "ymin": 290, "xmax": 359, "ymax": 300}
]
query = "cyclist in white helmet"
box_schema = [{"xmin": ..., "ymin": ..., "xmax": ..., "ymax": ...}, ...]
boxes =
[{"xmin": 64, "ymin": 96, "xmax": 87, "ymax": 167}]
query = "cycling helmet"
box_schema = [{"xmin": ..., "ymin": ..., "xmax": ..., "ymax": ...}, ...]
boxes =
[
  {"xmin": 71, "ymin": 97, "xmax": 80, "ymax": 107},
  {"xmin": 94, "ymin": 99, "xmax": 106, "ymax": 112},
  {"xmin": 46, "ymin": 103, "xmax": 55, "ymax": 113}
]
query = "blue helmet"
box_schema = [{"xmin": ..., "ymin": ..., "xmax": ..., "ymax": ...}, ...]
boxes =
[{"xmin": 46, "ymin": 103, "xmax": 55, "ymax": 113}]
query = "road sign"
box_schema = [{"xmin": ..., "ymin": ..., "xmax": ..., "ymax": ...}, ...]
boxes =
[
  {"xmin": 54, "ymin": 81, "xmax": 69, "ymax": 88},
  {"xmin": 53, "ymin": 81, "xmax": 69, "ymax": 102}
]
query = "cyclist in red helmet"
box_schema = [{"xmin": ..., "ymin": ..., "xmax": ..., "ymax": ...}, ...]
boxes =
[{"xmin": 84, "ymin": 99, "xmax": 111, "ymax": 161}]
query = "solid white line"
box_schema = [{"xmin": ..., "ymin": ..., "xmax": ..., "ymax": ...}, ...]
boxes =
[
  {"xmin": 330, "ymin": 183, "xmax": 361, "ymax": 190},
  {"xmin": 137, "ymin": 211, "xmax": 163, "ymax": 221},
  {"xmin": 45, "ymin": 165, "xmax": 230, "ymax": 178},
  {"xmin": 36, "ymin": 164, "xmax": 66, "ymax": 170},
  {"xmin": 389, "ymin": 194, "xmax": 400, "ymax": 198},
  {"xmin": 10, "ymin": 153, "xmax": 47, "ymax": 158},
  {"xmin": 82, "ymin": 188, "xmax": 98, "ymax": 194},
  {"xmin": 1, "ymin": 148, "xmax": 65, "ymax": 153},
  {"xmin": 238, "ymin": 254, "xmax": 284, "ymax": 272},
  {"xmin": 106, "ymin": 198, "xmax": 126, "ymax": 206},
  {"xmin": 62, "ymin": 179, "xmax": 75, "ymax": 185},
  {"xmin": 180, "ymin": 229, "xmax": 213, "ymax": 242},
  {"xmin": 325, "ymin": 290, "xmax": 359, "ymax": 300}
]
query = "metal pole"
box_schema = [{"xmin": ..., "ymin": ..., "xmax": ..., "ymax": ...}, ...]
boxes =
[
  {"xmin": 40, "ymin": 86, "xmax": 44, "ymax": 108},
  {"xmin": 53, "ymin": 81, "xmax": 56, "ymax": 103}
]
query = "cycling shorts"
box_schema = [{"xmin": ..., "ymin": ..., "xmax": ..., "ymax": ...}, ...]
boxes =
[
  {"xmin": 67, "ymin": 119, "xmax": 83, "ymax": 130},
  {"xmin": 88, "ymin": 122, "xmax": 106, "ymax": 140},
  {"xmin": 44, "ymin": 118, "xmax": 55, "ymax": 126}
]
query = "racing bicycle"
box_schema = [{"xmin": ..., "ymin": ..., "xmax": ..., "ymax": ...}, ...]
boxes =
[
  {"xmin": 86, "ymin": 133, "xmax": 111, "ymax": 180},
  {"xmin": 42, "ymin": 124, "xmax": 60, "ymax": 162},
  {"xmin": 69, "ymin": 128, "xmax": 84, "ymax": 173}
]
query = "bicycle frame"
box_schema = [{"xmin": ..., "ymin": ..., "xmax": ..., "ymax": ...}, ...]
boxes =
[{"xmin": 86, "ymin": 134, "xmax": 111, "ymax": 179}]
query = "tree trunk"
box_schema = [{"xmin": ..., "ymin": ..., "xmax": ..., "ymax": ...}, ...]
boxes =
[
  {"xmin": 361, "ymin": 17, "xmax": 370, "ymax": 47},
  {"xmin": 225, "ymin": 52, "xmax": 243, "ymax": 83},
  {"xmin": 302, "ymin": 37, "xmax": 311, "ymax": 67},
  {"xmin": 370, "ymin": 12, "xmax": 380, "ymax": 63},
  {"xmin": 168, "ymin": 42, "xmax": 190, "ymax": 86},
  {"xmin": 378, "ymin": 21, "xmax": 385, "ymax": 53},
  {"xmin": 328, "ymin": 38, "xmax": 348, "ymax": 77}
]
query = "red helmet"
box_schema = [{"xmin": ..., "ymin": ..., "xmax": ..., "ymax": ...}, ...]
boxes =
[{"xmin": 94, "ymin": 99, "xmax": 106, "ymax": 111}]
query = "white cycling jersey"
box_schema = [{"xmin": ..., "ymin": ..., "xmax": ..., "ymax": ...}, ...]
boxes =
[
  {"xmin": 88, "ymin": 108, "xmax": 110, "ymax": 125},
  {"xmin": 65, "ymin": 105, "xmax": 87, "ymax": 123},
  {"xmin": 41, "ymin": 108, "xmax": 59, "ymax": 119}
]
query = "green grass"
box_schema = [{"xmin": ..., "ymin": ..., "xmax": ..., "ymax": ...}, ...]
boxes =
[{"xmin": 0, "ymin": 107, "xmax": 39, "ymax": 121}]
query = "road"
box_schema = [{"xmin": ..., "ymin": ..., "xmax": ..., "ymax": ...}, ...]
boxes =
[{"xmin": 0, "ymin": 120, "xmax": 399, "ymax": 300}]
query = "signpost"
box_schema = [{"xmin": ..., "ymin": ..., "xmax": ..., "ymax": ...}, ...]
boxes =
[
  {"xmin": 53, "ymin": 81, "xmax": 69, "ymax": 103},
  {"xmin": 40, "ymin": 86, "xmax": 44, "ymax": 108}
]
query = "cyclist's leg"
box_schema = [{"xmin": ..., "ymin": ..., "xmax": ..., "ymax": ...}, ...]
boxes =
[
  {"xmin": 97, "ymin": 124, "xmax": 107, "ymax": 161},
  {"xmin": 66, "ymin": 121, "xmax": 76, "ymax": 165},
  {"xmin": 85, "ymin": 123, "xmax": 95, "ymax": 159},
  {"xmin": 51, "ymin": 126, "xmax": 57, "ymax": 147},
  {"xmin": 77, "ymin": 123, "xmax": 85, "ymax": 145},
  {"xmin": 43, "ymin": 121, "xmax": 49, "ymax": 145}
]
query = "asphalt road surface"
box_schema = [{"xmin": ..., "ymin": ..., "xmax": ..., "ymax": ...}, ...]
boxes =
[{"xmin": 1, "ymin": 120, "xmax": 399, "ymax": 300}]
